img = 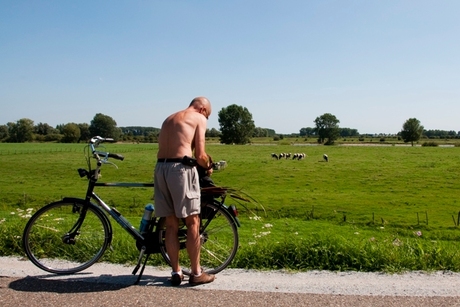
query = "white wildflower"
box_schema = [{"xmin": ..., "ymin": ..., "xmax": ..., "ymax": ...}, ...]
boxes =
[{"xmin": 392, "ymin": 238, "xmax": 402, "ymax": 247}]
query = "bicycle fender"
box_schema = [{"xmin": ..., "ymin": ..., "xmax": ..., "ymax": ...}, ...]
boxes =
[{"xmin": 216, "ymin": 201, "xmax": 241, "ymax": 228}]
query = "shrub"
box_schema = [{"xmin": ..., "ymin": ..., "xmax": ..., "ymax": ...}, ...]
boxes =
[
  {"xmin": 45, "ymin": 134, "xmax": 63, "ymax": 142},
  {"xmin": 422, "ymin": 142, "xmax": 438, "ymax": 147}
]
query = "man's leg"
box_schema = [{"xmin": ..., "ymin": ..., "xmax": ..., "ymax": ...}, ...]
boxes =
[
  {"xmin": 165, "ymin": 215, "xmax": 180, "ymax": 273},
  {"xmin": 185, "ymin": 214, "xmax": 201, "ymax": 275},
  {"xmin": 186, "ymin": 213, "xmax": 215, "ymax": 285}
]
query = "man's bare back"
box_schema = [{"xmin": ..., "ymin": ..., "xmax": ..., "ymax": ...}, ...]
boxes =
[{"xmin": 157, "ymin": 97, "xmax": 212, "ymax": 170}]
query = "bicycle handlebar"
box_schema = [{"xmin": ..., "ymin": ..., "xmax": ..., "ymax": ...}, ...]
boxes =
[
  {"xmin": 93, "ymin": 151, "xmax": 125, "ymax": 161},
  {"xmin": 89, "ymin": 136, "xmax": 125, "ymax": 161},
  {"xmin": 90, "ymin": 136, "xmax": 116, "ymax": 144},
  {"xmin": 107, "ymin": 153, "xmax": 125, "ymax": 160}
]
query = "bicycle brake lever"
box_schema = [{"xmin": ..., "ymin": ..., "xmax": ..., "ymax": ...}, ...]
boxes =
[{"xmin": 102, "ymin": 159, "xmax": 118, "ymax": 169}]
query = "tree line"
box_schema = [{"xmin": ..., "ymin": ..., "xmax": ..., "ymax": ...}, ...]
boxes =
[
  {"xmin": 300, "ymin": 114, "xmax": 460, "ymax": 146},
  {"xmin": 1, "ymin": 105, "xmax": 459, "ymax": 145},
  {"xmin": 0, "ymin": 105, "xmax": 257, "ymax": 144}
]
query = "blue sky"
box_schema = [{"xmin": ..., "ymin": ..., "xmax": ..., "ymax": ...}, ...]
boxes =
[{"xmin": 1, "ymin": 0, "xmax": 459, "ymax": 135}]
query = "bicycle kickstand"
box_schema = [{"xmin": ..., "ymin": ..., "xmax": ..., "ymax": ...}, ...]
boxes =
[
  {"xmin": 132, "ymin": 246, "xmax": 150, "ymax": 285},
  {"xmin": 134, "ymin": 253, "xmax": 150, "ymax": 285}
]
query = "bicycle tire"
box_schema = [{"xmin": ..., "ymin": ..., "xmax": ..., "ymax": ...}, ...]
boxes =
[
  {"xmin": 158, "ymin": 201, "xmax": 239, "ymax": 275},
  {"xmin": 23, "ymin": 199, "xmax": 112, "ymax": 274}
]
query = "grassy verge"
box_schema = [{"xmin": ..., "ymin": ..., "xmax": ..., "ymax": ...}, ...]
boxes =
[{"xmin": 233, "ymin": 217, "xmax": 460, "ymax": 272}]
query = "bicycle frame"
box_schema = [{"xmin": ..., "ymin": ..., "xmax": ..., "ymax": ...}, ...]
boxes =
[
  {"xmin": 81, "ymin": 176, "xmax": 240, "ymax": 242},
  {"xmin": 93, "ymin": 182, "xmax": 155, "ymax": 241}
]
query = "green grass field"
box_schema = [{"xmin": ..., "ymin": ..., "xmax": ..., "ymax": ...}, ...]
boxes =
[{"xmin": 1, "ymin": 141, "xmax": 460, "ymax": 272}]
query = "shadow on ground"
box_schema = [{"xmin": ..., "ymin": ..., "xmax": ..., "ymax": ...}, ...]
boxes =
[{"xmin": 7, "ymin": 273, "xmax": 171, "ymax": 293}]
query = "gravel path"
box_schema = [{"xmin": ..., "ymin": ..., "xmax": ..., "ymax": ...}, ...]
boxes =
[{"xmin": 2, "ymin": 256, "xmax": 460, "ymax": 306}]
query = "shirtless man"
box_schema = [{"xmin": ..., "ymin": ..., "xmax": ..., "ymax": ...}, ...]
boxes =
[{"xmin": 154, "ymin": 97, "xmax": 215, "ymax": 286}]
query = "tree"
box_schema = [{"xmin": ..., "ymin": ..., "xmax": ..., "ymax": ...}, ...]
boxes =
[
  {"xmin": 62, "ymin": 123, "xmax": 81, "ymax": 143},
  {"xmin": 78, "ymin": 123, "xmax": 91, "ymax": 142},
  {"xmin": 299, "ymin": 127, "xmax": 316, "ymax": 137},
  {"xmin": 424, "ymin": 129, "xmax": 458, "ymax": 139},
  {"xmin": 314, "ymin": 113, "xmax": 340, "ymax": 145},
  {"xmin": 340, "ymin": 128, "xmax": 359, "ymax": 137},
  {"xmin": 206, "ymin": 128, "xmax": 221, "ymax": 138},
  {"xmin": 34, "ymin": 122, "xmax": 59, "ymax": 142},
  {"xmin": 400, "ymin": 118, "xmax": 424, "ymax": 146},
  {"xmin": 34, "ymin": 122, "xmax": 57, "ymax": 135},
  {"xmin": 89, "ymin": 113, "xmax": 120, "ymax": 140},
  {"xmin": 7, "ymin": 118, "xmax": 35, "ymax": 142},
  {"xmin": 218, "ymin": 104, "xmax": 255, "ymax": 144},
  {"xmin": 252, "ymin": 127, "xmax": 269, "ymax": 137},
  {"xmin": 145, "ymin": 131, "xmax": 158, "ymax": 143},
  {"xmin": 0, "ymin": 125, "xmax": 9, "ymax": 141},
  {"xmin": 119, "ymin": 126, "xmax": 160, "ymax": 137}
]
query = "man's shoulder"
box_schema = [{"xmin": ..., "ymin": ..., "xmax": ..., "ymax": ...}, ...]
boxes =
[{"xmin": 184, "ymin": 109, "xmax": 206, "ymax": 124}]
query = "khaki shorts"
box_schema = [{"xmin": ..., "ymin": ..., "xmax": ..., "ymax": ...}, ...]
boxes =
[{"xmin": 154, "ymin": 162, "xmax": 201, "ymax": 218}]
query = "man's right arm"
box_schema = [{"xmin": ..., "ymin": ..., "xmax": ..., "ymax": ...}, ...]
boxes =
[{"xmin": 194, "ymin": 115, "xmax": 212, "ymax": 170}]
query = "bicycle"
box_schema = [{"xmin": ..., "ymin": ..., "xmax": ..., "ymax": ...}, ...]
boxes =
[{"xmin": 22, "ymin": 136, "xmax": 243, "ymax": 284}]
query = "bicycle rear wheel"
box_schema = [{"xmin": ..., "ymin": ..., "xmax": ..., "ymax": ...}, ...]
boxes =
[
  {"xmin": 23, "ymin": 199, "xmax": 112, "ymax": 274},
  {"xmin": 158, "ymin": 201, "xmax": 239, "ymax": 275}
]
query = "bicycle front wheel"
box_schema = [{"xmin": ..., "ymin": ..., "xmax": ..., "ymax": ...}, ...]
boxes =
[
  {"xmin": 158, "ymin": 201, "xmax": 239, "ymax": 275},
  {"xmin": 23, "ymin": 199, "xmax": 112, "ymax": 274}
]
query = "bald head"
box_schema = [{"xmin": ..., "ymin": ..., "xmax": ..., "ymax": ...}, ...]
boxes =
[
  {"xmin": 189, "ymin": 96, "xmax": 212, "ymax": 119},
  {"xmin": 190, "ymin": 96, "xmax": 210, "ymax": 108}
]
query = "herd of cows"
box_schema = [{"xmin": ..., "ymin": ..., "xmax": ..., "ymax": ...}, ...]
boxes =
[{"xmin": 271, "ymin": 152, "xmax": 329, "ymax": 162}]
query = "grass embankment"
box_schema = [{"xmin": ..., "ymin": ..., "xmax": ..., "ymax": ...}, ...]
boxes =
[{"xmin": 1, "ymin": 141, "xmax": 460, "ymax": 272}]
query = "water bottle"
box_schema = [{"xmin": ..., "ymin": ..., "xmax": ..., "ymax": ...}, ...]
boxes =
[{"xmin": 139, "ymin": 203, "xmax": 154, "ymax": 233}]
